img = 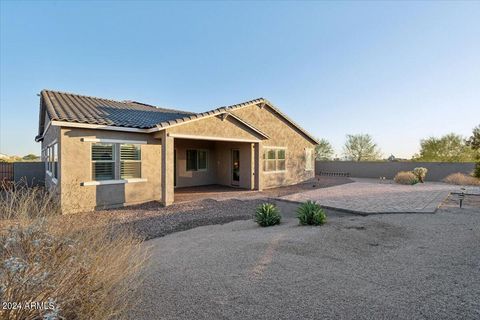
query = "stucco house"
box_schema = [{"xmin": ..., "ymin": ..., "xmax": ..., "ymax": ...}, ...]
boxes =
[{"xmin": 36, "ymin": 90, "xmax": 318, "ymax": 213}]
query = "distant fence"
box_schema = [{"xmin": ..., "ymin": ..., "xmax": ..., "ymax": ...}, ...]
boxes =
[
  {"xmin": 0, "ymin": 163, "xmax": 14, "ymax": 182},
  {"xmin": 316, "ymin": 161, "xmax": 476, "ymax": 182},
  {"xmin": 0, "ymin": 162, "xmax": 45, "ymax": 187}
]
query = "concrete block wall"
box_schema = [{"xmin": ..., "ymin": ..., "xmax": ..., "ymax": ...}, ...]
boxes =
[
  {"xmin": 13, "ymin": 162, "xmax": 45, "ymax": 186},
  {"xmin": 315, "ymin": 161, "xmax": 476, "ymax": 182}
]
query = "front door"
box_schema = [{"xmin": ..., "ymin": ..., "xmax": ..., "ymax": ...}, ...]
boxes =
[{"xmin": 231, "ymin": 149, "xmax": 240, "ymax": 186}]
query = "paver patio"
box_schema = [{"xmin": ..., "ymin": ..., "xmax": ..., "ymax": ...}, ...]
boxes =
[{"xmin": 280, "ymin": 178, "xmax": 480, "ymax": 214}]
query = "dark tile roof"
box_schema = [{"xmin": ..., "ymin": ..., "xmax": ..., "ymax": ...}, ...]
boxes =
[
  {"xmin": 37, "ymin": 90, "xmax": 318, "ymax": 144},
  {"xmin": 41, "ymin": 90, "xmax": 195, "ymax": 129}
]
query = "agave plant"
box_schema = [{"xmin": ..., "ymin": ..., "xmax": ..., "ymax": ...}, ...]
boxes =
[
  {"xmin": 296, "ymin": 200, "xmax": 327, "ymax": 225},
  {"xmin": 254, "ymin": 203, "xmax": 281, "ymax": 227}
]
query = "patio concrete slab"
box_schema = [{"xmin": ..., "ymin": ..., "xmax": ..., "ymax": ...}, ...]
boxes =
[{"xmin": 280, "ymin": 178, "xmax": 480, "ymax": 214}]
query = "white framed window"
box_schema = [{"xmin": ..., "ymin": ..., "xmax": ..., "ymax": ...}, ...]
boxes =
[
  {"xmin": 120, "ymin": 144, "xmax": 141, "ymax": 179},
  {"xmin": 53, "ymin": 143, "xmax": 58, "ymax": 179},
  {"xmin": 91, "ymin": 143, "xmax": 142, "ymax": 181},
  {"xmin": 92, "ymin": 143, "xmax": 115, "ymax": 180},
  {"xmin": 186, "ymin": 149, "xmax": 208, "ymax": 172},
  {"xmin": 263, "ymin": 147, "xmax": 286, "ymax": 172},
  {"xmin": 305, "ymin": 148, "xmax": 314, "ymax": 171},
  {"xmin": 47, "ymin": 147, "xmax": 52, "ymax": 173}
]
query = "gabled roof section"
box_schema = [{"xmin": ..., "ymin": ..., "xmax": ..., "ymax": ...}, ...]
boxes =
[
  {"xmin": 35, "ymin": 90, "xmax": 318, "ymax": 145},
  {"xmin": 156, "ymin": 98, "xmax": 318, "ymax": 144},
  {"xmin": 216, "ymin": 98, "xmax": 319, "ymax": 144}
]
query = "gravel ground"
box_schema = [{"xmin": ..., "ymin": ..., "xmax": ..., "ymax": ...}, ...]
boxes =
[
  {"xmin": 39, "ymin": 176, "xmax": 353, "ymax": 240},
  {"xmin": 129, "ymin": 198, "xmax": 480, "ymax": 320}
]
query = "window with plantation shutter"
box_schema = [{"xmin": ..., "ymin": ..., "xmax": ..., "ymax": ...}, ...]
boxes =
[
  {"xmin": 92, "ymin": 143, "xmax": 115, "ymax": 180},
  {"xmin": 120, "ymin": 144, "xmax": 141, "ymax": 179}
]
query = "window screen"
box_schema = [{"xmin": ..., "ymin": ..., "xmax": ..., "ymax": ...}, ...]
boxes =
[
  {"xmin": 263, "ymin": 148, "xmax": 287, "ymax": 172},
  {"xmin": 186, "ymin": 150, "xmax": 197, "ymax": 171},
  {"xmin": 198, "ymin": 150, "xmax": 207, "ymax": 170}
]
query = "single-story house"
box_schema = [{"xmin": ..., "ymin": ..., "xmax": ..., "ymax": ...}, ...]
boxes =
[{"xmin": 36, "ymin": 90, "xmax": 318, "ymax": 213}]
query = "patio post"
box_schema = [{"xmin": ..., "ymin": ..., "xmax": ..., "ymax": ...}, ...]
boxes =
[
  {"xmin": 161, "ymin": 130, "xmax": 174, "ymax": 206},
  {"xmin": 254, "ymin": 142, "xmax": 262, "ymax": 191}
]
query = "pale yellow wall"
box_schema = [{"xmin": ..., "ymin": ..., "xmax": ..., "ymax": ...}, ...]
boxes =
[
  {"xmin": 59, "ymin": 128, "xmax": 162, "ymax": 213},
  {"xmin": 231, "ymin": 105, "xmax": 317, "ymax": 188},
  {"xmin": 174, "ymin": 139, "xmax": 217, "ymax": 188}
]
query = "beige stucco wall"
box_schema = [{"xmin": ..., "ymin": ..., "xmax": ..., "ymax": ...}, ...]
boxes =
[
  {"xmin": 174, "ymin": 139, "xmax": 253, "ymax": 189},
  {"xmin": 59, "ymin": 128, "xmax": 162, "ymax": 213},
  {"xmin": 174, "ymin": 139, "xmax": 217, "ymax": 188},
  {"xmin": 51, "ymin": 102, "xmax": 315, "ymax": 212},
  {"xmin": 213, "ymin": 141, "xmax": 253, "ymax": 189},
  {"xmin": 231, "ymin": 105, "xmax": 317, "ymax": 189},
  {"xmin": 168, "ymin": 115, "xmax": 264, "ymax": 141}
]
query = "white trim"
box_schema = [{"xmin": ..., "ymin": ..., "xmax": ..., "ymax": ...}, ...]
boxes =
[
  {"xmin": 168, "ymin": 133, "xmax": 260, "ymax": 143},
  {"xmin": 263, "ymin": 147, "xmax": 287, "ymax": 173},
  {"xmin": 51, "ymin": 121, "xmax": 156, "ymax": 133},
  {"xmin": 46, "ymin": 139, "xmax": 58, "ymax": 147},
  {"xmin": 263, "ymin": 170, "xmax": 287, "ymax": 174},
  {"xmin": 81, "ymin": 178, "xmax": 147, "ymax": 186},
  {"xmin": 262, "ymin": 146, "xmax": 287, "ymax": 149},
  {"xmin": 51, "ymin": 177, "xmax": 58, "ymax": 185},
  {"xmin": 46, "ymin": 171, "xmax": 52, "ymax": 177},
  {"xmin": 82, "ymin": 138, "xmax": 147, "ymax": 144},
  {"xmin": 156, "ymin": 112, "xmax": 226, "ymax": 130}
]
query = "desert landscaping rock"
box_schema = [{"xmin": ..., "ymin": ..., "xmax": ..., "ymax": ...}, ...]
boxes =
[{"xmin": 129, "ymin": 198, "xmax": 480, "ymax": 320}]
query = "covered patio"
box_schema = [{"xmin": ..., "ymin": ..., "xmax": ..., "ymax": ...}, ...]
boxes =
[
  {"xmin": 171, "ymin": 136, "xmax": 261, "ymax": 203},
  {"xmin": 152, "ymin": 108, "xmax": 272, "ymax": 205}
]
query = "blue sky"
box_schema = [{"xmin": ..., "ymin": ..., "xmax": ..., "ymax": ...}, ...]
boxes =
[{"xmin": 1, "ymin": 1, "xmax": 479, "ymax": 158}]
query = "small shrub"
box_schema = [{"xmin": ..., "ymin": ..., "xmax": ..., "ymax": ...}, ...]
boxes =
[
  {"xmin": 413, "ymin": 167, "xmax": 428, "ymax": 183},
  {"xmin": 254, "ymin": 203, "xmax": 281, "ymax": 227},
  {"xmin": 296, "ymin": 200, "xmax": 327, "ymax": 225},
  {"xmin": 443, "ymin": 173, "xmax": 480, "ymax": 186},
  {"xmin": 394, "ymin": 171, "xmax": 419, "ymax": 185},
  {"xmin": 474, "ymin": 162, "xmax": 480, "ymax": 178}
]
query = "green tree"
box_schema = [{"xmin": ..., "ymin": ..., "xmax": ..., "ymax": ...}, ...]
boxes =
[
  {"xmin": 466, "ymin": 125, "xmax": 480, "ymax": 178},
  {"xmin": 414, "ymin": 133, "xmax": 476, "ymax": 162},
  {"xmin": 315, "ymin": 138, "xmax": 334, "ymax": 160},
  {"xmin": 343, "ymin": 134, "xmax": 382, "ymax": 161},
  {"xmin": 22, "ymin": 154, "xmax": 40, "ymax": 161},
  {"xmin": 466, "ymin": 125, "xmax": 480, "ymax": 151}
]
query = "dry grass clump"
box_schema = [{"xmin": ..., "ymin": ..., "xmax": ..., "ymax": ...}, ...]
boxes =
[
  {"xmin": 0, "ymin": 181, "xmax": 60, "ymax": 219},
  {"xmin": 443, "ymin": 173, "xmax": 480, "ymax": 186},
  {"xmin": 394, "ymin": 171, "xmax": 419, "ymax": 185},
  {"xmin": 1, "ymin": 184, "xmax": 149, "ymax": 320}
]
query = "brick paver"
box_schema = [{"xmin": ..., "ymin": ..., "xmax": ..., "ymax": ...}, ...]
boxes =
[{"xmin": 280, "ymin": 178, "xmax": 480, "ymax": 214}]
